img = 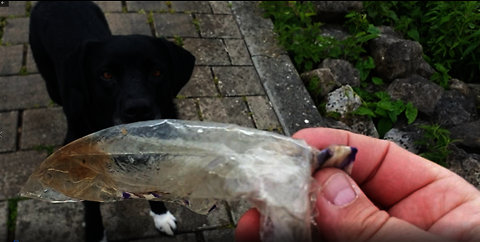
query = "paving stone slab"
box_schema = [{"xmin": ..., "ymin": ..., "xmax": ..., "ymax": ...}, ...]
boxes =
[
  {"xmin": 203, "ymin": 228, "xmax": 235, "ymax": 242},
  {"xmin": 0, "ymin": 201, "xmax": 6, "ymax": 242},
  {"xmin": 212, "ymin": 66, "xmax": 264, "ymax": 96},
  {"xmin": 20, "ymin": 107, "xmax": 67, "ymax": 150},
  {"xmin": 224, "ymin": 39, "xmax": 252, "ymax": 66},
  {"xmin": 0, "ymin": 74, "xmax": 51, "ymax": 111},
  {"xmin": 197, "ymin": 14, "xmax": 241, "ymax": 38},
  {"xmin": 0, "ymin": 45, "xmax": 23, "ymax": 75},
  {"xmin": 130, "ymin": 233, "xmax": 197, "ymax": 242},
  {"xmin": 0, "ymin": 1, "xmax": 25, "ymax": 17},
  {"xmin": 246, "ymin": 96, "xmax": 281, "ymax": 131},
  {"xmin": 182, "ymin": 39, "xmax": 230, "ymax": 66},
  {"xmin": 26, "ymin": 45, "xmax": 38, "ymax": 73},
  {"xmin": 178, "ymin": 66, "xmax": 217, "ymax": 97},
  {"xmin": 198, "ymin": 97, "xmax": 254, "ymax": 128},
  {"xmin": 0, "ymin": 111, "xmax": 18, "ymax": 153},
  {"xmin": 174, "ymin": 98, "xmax": 201, "ymax": 121},
  {"xmin": 231, "ymin": 1, "xmax": 274, "ymax": 37},
  {"xmin": 94, "ymin": 1, "xmax": 123, "ymax": 12},
  {"xmin": 16, "ymin": 200, "xmax": 84, "ymax": 241},
  {"xmin": 164, "ymin": 201, "xmax": 231, "ymax": 232},
  {"xmin": 170, "ymin": 1, "xmax": 211, "ymax": 14},
  {"xmin": 209, "ymin": 1, "xmax": 232, "ymax": 15},
  {"xmin": 101, "ymin": 200, "xmax": 159, "ymax": 241},
  {"xmin": 2, "ymin": 17, "xmax": 29, "ymax": 44},
  {"xmin": 105, "ymin": 13, "xmax": 152, "ymax": 36},
  {"xmin": 154, "ymin": 13, "xmax": 199, "ymax": 38},
  {"xmin": 126, "ymin": 1, "xmax": 168, "ymax": 12},
  {"xmin": 252, "ymin": 55, "xmax": 324, "ymax": 136},
  {"xmin": 0, "ymin": 150, "xmax": 47, "ymax": 199},
  {"xmin": 244, "ymin": 34, "xmax": 287, "ymax": 58}
]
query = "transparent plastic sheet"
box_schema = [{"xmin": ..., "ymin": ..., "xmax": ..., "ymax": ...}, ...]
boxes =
[{"xmin": 20, "ymin": 119, "xmax": 356, "ymax": 242}]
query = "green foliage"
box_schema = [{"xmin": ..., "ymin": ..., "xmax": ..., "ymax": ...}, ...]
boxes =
[
  {"xmin": 364, "ymin": 1, "xmax": 480, "ymax": 85},
  {"xmin": 34, "ymin": 145, "xmax": 56, "ymax": 156},
  {"xmin": 7, "ymin": 199, "xmax": 18, "ymax": 233},
  {"xmin": 0, "ymin": 17, "xmax": 6, "ymax": 45},
  {"xmin": 173, "ymin": 35, "xmax": 184, "ymax": 47},
  {"xmin": 354, "ymin": 90, "xmax": 417, "ymax": 137},
  {"xmin": 416, "ymin": 124, "xmax": 454, "ymax": 166},
  {"xmin": 260, "ymin": 2, "xmax": 380, "ymax": 72},
  {"xmin": 260, "ymin": 1, "xmax": 330, "ymax": 71},
  {"xmin": 260, "ymin": 1, "xmax": 418, "ymax": 136}
]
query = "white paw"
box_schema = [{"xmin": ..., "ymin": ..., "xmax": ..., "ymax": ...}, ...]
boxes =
[{"xmin": 149, "ymin": 210, "xmax": 177, "ymax": 236}]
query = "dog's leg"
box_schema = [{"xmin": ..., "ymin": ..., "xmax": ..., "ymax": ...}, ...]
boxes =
[
  {"xmin": 148, "ymin": 201, "xmax": 177, "ymax": 236},
  {"xmin": 84, "ymin": 201, "xmax": 106, "ymax": 242}
]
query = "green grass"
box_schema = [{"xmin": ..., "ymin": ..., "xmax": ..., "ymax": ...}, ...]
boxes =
[
  {"xmin": 18, "ymin": 66, "xmax": 28, "ymax": 75},
  {"xmin": 34, "ymin": 145, "xmax": 56, "ymax": 156},
  {"xmin": 173, "ymin": 35, "xmax": 184, "ymax": 47},
  {"xmin": 416, "ymin": 124, "xmax": 455, "ymax": 166},
  {"xmin": 7, "ymin": 197, "xmax": 29, "ymax": 239},
  {"xmin": 0, "ymin": 17, "xmax": 6, "ymax": 45}
]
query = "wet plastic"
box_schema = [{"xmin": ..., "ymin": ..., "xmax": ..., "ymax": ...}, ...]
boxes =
[{"xmin": 20, "ymin": 119, "xmax": 356, "ymax": 242}]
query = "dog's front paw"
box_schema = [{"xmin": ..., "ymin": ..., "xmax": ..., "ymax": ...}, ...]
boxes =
[{"xmin": 149, "ymin": 210, "xmax": 177, "ymax": 236}]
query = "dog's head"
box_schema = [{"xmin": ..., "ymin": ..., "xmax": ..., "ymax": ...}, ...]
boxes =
[{"xmin": 62, "ymin": 35, "xmax": 195, "ymax": 133}]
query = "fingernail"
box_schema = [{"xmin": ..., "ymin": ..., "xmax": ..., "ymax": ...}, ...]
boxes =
[{"xmin": 322, "ymin": 173, "xmax": 357, "ymax": 206}]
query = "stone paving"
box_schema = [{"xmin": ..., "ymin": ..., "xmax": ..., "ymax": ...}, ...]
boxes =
[{"xmin": 0, "ymin": 1, "xmax": 321, "ymax": 241}]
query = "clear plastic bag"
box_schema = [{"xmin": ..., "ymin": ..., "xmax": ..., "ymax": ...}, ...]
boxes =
[{"xmin": 20, "ymin": 119, "xmax": 356, "ymax": 242}]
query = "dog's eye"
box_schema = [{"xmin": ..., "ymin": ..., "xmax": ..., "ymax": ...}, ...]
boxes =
[
  {"xmin": 152, "ymin": 70, "xmax": 162, "ymax": 77},
  {"xmin": 102, "ymin": 72, "xmax": 113, "ymax": 80}
]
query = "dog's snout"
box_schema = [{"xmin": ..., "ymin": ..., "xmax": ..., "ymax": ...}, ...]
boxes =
[{"xmin": 121, "ymin": 99, "xmax": 155, "ymax": 122}]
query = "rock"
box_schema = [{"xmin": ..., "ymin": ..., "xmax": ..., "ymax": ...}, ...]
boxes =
[
  {"xmin": 434, "ymin": 90, "xmax": 477, "ymax": 127},
  {"xmin": 447, "ymin": 144, "xmax": 480, "ymax": 189},
  {"xmin": 312, "ymin": 1, "xmax": 363, "ymax": 23},
  {"xmin": 320, "ymin": 24, "xmax": 350, "ymax": 41},
  {"xmin": 322, "ymin": 117, "xmax": 353, "ymax": 131},
  {"xmin": 377, "ymin": 26, "xmax": 402, "ymax": 38},
  {"xmin": 319, "ymin": 59, "xmax": 360, "ymax": 87},
  {"xmin": 449, "ymin": 79, "xmax": 472, "ymax": 97},
  {"xmin": 325, "ymin": 85, "xmax": 362, "ymax": 116},
  {"xmin": 325, "ymin": 85, "xmax": 378, "ymax": 137},
  {"xmin": 449, "ymin": 120, "xmax": 480, "ymax": 151},
  {"xmin": 467, "ymin": 83, "xmax": 480, "ymax": 106},
  {"xmin": 387, "ymin": 75, "xmax": 444, "ymax": 116},
  {"xmin": 369, "ymin": 33, "xmax": 435, "ymax": 81},
  {"xmin": 300, "ymin": 68, "xmax": 340, "ymax": 98},
  {"xmin": 346, "ymin": 115, "xmax": 379, "ymax": 138},
  {"xmin": 383, "ymin": 128, "xmax": 421, "ymax": 153}
]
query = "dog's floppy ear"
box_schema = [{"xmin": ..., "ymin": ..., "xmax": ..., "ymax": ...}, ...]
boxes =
[{"xmin": 154, "ymin": 38, "xmax": 196, "ymax": 97}]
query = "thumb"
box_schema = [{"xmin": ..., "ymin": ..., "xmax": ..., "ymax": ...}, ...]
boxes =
[{"xmin": 314, "ymin": 168, "xmax": 443, "ymax": 241}]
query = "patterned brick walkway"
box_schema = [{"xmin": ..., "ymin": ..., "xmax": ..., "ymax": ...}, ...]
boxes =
[{"xmin": 0, "ymin": 1, "xmax": 321, "ymax": 241}]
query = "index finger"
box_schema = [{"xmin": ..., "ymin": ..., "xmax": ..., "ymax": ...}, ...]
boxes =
[{"xmin": 293, "ymin": 128, "xmax": 450, "ymax": 208}]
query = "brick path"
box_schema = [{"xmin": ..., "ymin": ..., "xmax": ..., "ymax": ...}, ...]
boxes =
[{"xmin": 0, "ymin": 1, "xmax": 321, "ymax": 241}]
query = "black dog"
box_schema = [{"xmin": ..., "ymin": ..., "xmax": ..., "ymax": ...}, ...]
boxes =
[{"xmin": 29, "ymin": 2, "xmax": 195, "ymax": 241}]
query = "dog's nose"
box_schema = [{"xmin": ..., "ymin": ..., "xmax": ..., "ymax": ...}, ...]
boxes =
[{"xmin": 121, "ymin": 99, "xmax": 155, "ymax": 122}]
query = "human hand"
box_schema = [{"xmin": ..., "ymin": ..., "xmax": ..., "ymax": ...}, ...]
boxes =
[{"xmin": 235, "ymin": 127, "xmax": 480, "ymax": 241}]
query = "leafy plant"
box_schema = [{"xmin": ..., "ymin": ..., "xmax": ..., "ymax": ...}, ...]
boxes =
[
  {"xmin": 354, "ymin": 91, "xmax": 418, "ymax": 137},
  {"xmin": 260, "ymin": 1, "xmax": 416, "ymax": 137},
  {"xmin": 364, "ymin": 1, "xmax": 480, "ymax": 85},
  {"xmin": 416, "ymin": 124, "xmax": 454, "ymax": 166},
  {"xmin": 260, "ymin": 1, "xmax": 331, "ymax": 72}
]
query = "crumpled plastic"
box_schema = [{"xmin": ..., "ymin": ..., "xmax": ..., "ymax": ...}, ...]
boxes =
[{"xmin": 20, "ymin": 119, "xmax": 356, "ymax": 242}]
